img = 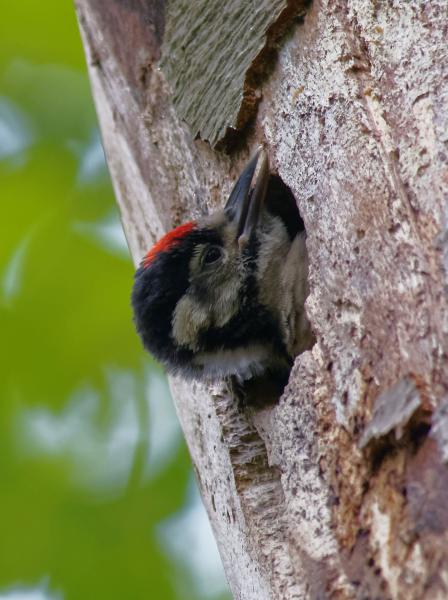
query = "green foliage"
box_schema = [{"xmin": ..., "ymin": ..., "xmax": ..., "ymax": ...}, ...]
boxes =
[{"xmin": 0, "ymin": 2, "xmax": 230, "ymax": 599}]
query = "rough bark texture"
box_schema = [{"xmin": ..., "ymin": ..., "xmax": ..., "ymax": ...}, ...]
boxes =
[{"xmin": 75, "ymin": 1, "xmax": 448, "ymax": 598}]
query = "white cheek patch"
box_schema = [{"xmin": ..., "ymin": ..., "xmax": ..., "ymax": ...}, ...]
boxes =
[
  {"xmin": 171, "ymin": 282, "xmax": 240, "ymax": 351},
  {"xmin": 211, "ymin": 279, "xmax": 240, "ymax": 328},
  {"xmin": 172, "ymin": 294, "xmax": 210, "ymax": 351}
]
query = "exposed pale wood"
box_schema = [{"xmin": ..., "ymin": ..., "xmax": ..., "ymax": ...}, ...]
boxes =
[
  {"xmin": 161, "ymin": 0, "xmax": 308, "ymax": 147},
  {"xmin": 76, "ymin": 1, "xmax": 448, "ymax": 598}
]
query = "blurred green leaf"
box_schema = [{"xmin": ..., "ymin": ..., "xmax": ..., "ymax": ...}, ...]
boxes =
[{"xmin": 0, "ymin": 4, "xmax": 230, "ymax": 600}]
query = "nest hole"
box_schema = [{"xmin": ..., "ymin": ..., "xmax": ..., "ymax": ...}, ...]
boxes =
[{"xmin": 235, "ymin": 172, "xmax": 312, "ymax": 410}]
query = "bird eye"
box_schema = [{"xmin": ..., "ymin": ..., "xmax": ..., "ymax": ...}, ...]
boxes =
[{"xmin": 202, "ymin": 245, "xmax": 223, "ymax": 266}]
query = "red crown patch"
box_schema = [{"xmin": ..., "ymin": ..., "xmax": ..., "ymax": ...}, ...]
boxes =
[{"xmin": 143, "ymin": 221, "xmax": 196, "ymax": 268}]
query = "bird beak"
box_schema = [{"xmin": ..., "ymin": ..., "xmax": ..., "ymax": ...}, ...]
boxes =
[{"xmin": 225, "ymin": 147, "xmax": 270, "ymax": 250}]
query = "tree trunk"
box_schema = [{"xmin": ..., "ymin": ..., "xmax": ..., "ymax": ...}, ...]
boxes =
[{"xmin": 75, "ymin": 1, "xmax": 448, "ymax": 598}]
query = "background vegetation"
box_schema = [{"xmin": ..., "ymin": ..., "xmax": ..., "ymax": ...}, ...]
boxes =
[{"xmin": 0, "ymin": 3, "xmax": 230, "ymax": 599}]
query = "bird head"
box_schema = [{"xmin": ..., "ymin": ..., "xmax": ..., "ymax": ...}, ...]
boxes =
[{"xmin": 131, "ymin": 148, "xmax": 306, "ymax": 381}]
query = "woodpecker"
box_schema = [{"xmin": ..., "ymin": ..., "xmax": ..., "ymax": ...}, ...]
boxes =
[{"xmin": 131, "ymin": 149, "xmax": 313, "ymax": 384}]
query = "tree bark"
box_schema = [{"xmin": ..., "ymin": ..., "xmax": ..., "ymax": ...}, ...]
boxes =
[{"xmin": 75, "ymin": 1, "xmax": 448, "ymax": 598}]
